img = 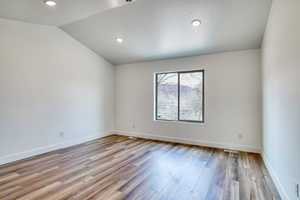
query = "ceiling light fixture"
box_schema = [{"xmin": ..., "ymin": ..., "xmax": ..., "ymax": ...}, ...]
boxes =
[
  {"xmin": 191, "ymin": 19, "xmax": 202, "ymax": 27},
  {"xmin": 44, "ymin": 0, "xmax": 57, "ymax": 7},
  {"xmin": 116, "ymin": 37, "xmax": 123, "ymax": 43}
]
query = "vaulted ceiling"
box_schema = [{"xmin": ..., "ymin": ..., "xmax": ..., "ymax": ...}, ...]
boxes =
[
  {"xmin": 0, "ymin": 0, "xmax": 272, "ymax": 65},
  {"xmin": 0, "ymin": 0, "xmax": 132, "ymax": 26}
]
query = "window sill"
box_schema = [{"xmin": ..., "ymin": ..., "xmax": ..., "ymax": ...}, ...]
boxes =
[{"xmin": 154, "ymin": 119, "xmax": 205, "ymax": 125}]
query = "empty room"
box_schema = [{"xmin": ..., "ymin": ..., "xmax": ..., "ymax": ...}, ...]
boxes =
[{"xmin": 0, "ymin": 0, "xmax": 299, "ymax": 199}]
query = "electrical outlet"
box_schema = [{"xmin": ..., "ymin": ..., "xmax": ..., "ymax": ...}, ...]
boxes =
[
  {"xmin": 237, "ymin": 133, "xmax": 243, "ymax": 140},
  {"xmin": 59, "ymin": 132, "xmax": 65, "ymax": 138}
]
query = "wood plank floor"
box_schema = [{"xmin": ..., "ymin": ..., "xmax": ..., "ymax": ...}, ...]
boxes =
[{"xmin": 0, "ymin": 135, "xmax": 280, "ymax": 200}]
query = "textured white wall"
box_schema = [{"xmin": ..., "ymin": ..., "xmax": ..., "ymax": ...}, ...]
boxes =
[
  {"xmin": 262, "ymin": 0, "xmax": 300, "ymax": 199},
  {"xmin": 115, "ymin": 49, "xmax": 262, "ymax": 152},
  {"xmin": 0, "ymin": 18, "xmax": 115, "ymax": 164}
]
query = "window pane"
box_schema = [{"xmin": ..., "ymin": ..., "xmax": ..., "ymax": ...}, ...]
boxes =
[
  {"xmin": 156, "ymin": 73, "xmax": 178, "ymax": 120},
  {"xmin": 179, "ymin": 72, "xmax": 203, "ymax": 121}
]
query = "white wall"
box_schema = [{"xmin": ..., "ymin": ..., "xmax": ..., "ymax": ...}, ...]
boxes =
[
  {"xmin": 0, "ymin": 18, "xmax": 115, "ymax": 164},
  {"xmin": 115, "ymin": 49, "xmax": 262, "ymax": 153},
  {"xmin": 262, "ymin": 0, "xmax": 300, "ymax": 199}
]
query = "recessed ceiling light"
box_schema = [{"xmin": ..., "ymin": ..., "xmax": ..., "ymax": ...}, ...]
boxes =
[
  {"xmin": 44, "ymin": 0, "xmax": 57, "ymax": 7},
  {"xmin": 191, "ymin": 19, "xmax": 202, "ymax": 27},
  {"xmin": 116, "ymin": 37, "xmax": 123, "ymax": 43}
]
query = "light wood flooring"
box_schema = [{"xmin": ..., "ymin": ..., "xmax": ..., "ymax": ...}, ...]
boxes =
[{"xmin": 0, "ymin": 135, "xmax": 281, "ymax": 200}]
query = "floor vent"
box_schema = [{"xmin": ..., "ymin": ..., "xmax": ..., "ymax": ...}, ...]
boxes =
[{"xmin": 224, "ymin": 149, "xmax": 239, "ymax": 154}]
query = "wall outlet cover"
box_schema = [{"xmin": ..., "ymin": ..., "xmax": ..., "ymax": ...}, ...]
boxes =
[
  {"xmin": 237, "ymin": 133, "xmax": 243, "ymax": 140},
  {"xmin": 59, "ymin": 132, "xmax": 65, "ymax": 137}
]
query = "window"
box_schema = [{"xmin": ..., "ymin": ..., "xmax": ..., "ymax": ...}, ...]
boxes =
[{"xmin": 155, "ymin": 70, "xmax": 204, "ymax": 123}]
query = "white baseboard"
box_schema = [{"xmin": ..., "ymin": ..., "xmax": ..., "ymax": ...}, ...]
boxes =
[
  {"xmin": 111, "ymin": 130, "xmax": 261, "ymax": 153},
  {"xmin": 0, "ymin": 131, "xmax": 112, "ymax": 166},
  {"xmin": 262, "ymin": 153, "xmax": 290, "ymax": 200}
]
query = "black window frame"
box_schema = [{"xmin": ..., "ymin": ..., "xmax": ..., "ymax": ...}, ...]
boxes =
[{"xmin": 155, "ymin": 69, "xmax": 205, "ymax": 123}]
